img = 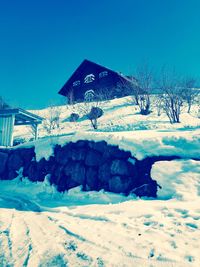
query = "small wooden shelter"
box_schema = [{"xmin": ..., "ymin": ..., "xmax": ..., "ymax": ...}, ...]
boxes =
[{"xmin": 0, "ymin": 108, "xmax": 43, "ymax": 147}]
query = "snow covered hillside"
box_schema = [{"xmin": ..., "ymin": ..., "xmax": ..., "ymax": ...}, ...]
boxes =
[
  {"xmin": 13, "ymin": 96, "xmax": 200, "ymax": 141},
  {"xmin": 0, "ymin": 164, "xmax": 200, "ymax": 267},
  {"xmin": 0, "ymin": 96, "xmax": 200, "ymax": 266}
]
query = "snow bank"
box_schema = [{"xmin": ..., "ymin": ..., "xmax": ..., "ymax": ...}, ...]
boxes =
[
  {"xmin": 14, "ymin": 95, "xmax": 200, "ymax": 143},
  {"xmin": 0, "ymin": 176, "xmax": 135, "ymax": 210},
  {"xmin": 151, "ymin": 160, "xmax": 200, "ymax": 200},
  {"xmin": 17, "ymin": 129, "xmax": 200, "ymax": 162}
]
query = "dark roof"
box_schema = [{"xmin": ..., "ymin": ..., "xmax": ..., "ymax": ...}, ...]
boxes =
[
  {"xmin": 0, "ymin": 108, "xmax": 43, "ymax": 126},
  {"xmin": 58, "ymin": 59, "xmax": 137, "ymax": 96}
]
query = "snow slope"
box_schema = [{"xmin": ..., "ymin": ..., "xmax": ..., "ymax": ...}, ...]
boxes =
[
  {"xmin": 0, "ymin": 166, "xmax": 200, "ymax": 267},
  {"xmin": 13, "ymin": 96, "xmax": 200, "ymax": 141},
  {"xmin": 0, "ymin": 96, "xmax": 200, "ymax": 266},
  {"xmin": 19, "ymin": 129, "xmax": 199, "ymax": 162}
]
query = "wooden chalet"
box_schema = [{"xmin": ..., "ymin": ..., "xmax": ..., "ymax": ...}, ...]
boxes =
[{"xmin": 58, "ymin": 59, "xmax": 138, "ymax": 103}]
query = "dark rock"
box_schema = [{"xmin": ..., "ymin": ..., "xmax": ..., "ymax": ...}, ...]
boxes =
[
  {"xmin": 27, "ymin": 160, "xmax": 45, "ymax": 182},
  {"xmin": 8, "ymin": 170, "xmax": 18, "ymax": 180},
  {"xmin": 71, "ymin": 148, "xmax": 87, "ymax": 161},
  {"xmin": 88, "ymin": 141, "xmax": 107, "ymax": 153},
  {"xmin": 18, "ymin": 147, "xmax": 35, "ymax": 163},
  {"xmin": 55, "ymin": 172, "xmax": 69, "ymax": 192},
  {"xmin": 76, "ymin": 140, "xmax": 89, "ymax": 148},
  {"xmin": 135, "ymin": 156, "xmax": 180, "ymax": 186},
  {"xmin": 22, "ymin": 162, "xmax": 31, "ymax": 177},
  {"xmin": 110, "ymin": 160, "xmax": 129, "ymax": 176},
  {"xmin": 54, "ymin": 144, "xmax": 62, "ymax": 156},
  {"xmin": 109, "ymin": 176, "xmax": 132, "ymax": 193},
  {"xmin": 71, "ymin": 162, "xmax": 85, "ymax": 184},
  {"xmin": 0, "ymin": 151, "xmax": 8, "ymax": 175},
  {"xmin": 98, "ymin": 162, "xmax": 111, "ymax": 183},
  {"xmin": 0, "ymin": 140, "xmax": 178, "ymax": 198},
  {"xmin": 57, "ymin": 183, "xmax": 68, "ymax": 192},
  {"xmin": 7, "ymin": 152, "xmax": 23, "ymax": 171},
  {"xmin": 64, "ymin": 161, "xmax": 73, "ymax": 176},
  {"xmin": 85, "ymin": 149, "xmax": 102, "ymax": 166},
  {"xmin": 0, "ymin": 148, "xmax": 10, "ymax": 153},
  {"xmin": 66, "ymin": 179, "xmax": 80, "ymax": 190},
  {"xmin": 131, "ymin": 180, "xmax": 158, "ymax": 198},
  {"xmin": 86, "ymin": 167, "xmax": 98, "ymax": 190},
  {"xmin": 64, "ymin": 161, "xmax": 85, "ymax": 185},
  {"xmin": 54, "ymin": 144, "xmax": 70, "ymax": 165},
  {"xmin": 45, "ymin": 156, "xmax": 56, "ymax": 174},
  {"xmin": 135, "ymin": 157, "xmax": 155, "ymax": 186},
  {"xmin": 37, "ymin": 158, "xmax": 48, "ymax": 181},
  {"xmin": 27, "ymin": 161, "xmax": 38, "ymax": 182},
  {"xmin": 102, "ymin": 145, "xmax": 131, "ymax": 160},
  {"xmin": 50, "ymin": 165, "xmax": 64, "ymax": 185}
]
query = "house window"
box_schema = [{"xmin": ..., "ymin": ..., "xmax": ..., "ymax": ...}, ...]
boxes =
[
  {"xmin": 84, "ymin": 89, "xmax": 95, "ymax": 102},
  {"xmin": 73, "ymin": 80, "xmax": 80, "ymax": 87},
  {"xmin": 99, "ymin": 71, "xmax": 108, "ymax": 78},
  {"xmin": 84, "ymin": 74, "xmax": 95, "ymax": 83}
]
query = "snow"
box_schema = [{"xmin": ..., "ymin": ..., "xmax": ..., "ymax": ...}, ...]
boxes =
[
  {"xmin": 12, "ymin": 96, "xmax": 200, "ymax": 162},
  {"xmin": 1, "ymin": 95, "xmax": 200, "ymax": 266},
  {"xmin": 17, "ymin": 129, "xmax": 199, "ymax": 162},
  {"xmin": 0, "ymin": 175, "xmax": 200, "ymax": 266},
  {"xmin": 152, "ymin": 159, "xmax": 200, "ymax": 200},
  {"xmin": 13, "ymin": 96, "xmax": 200, "ymax": 140}
]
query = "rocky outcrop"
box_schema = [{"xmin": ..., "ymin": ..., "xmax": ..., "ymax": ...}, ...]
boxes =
[
  {"xmin": 0, "ymin": 151, "xmax": 8, "ymax": 175},
  {"xmin": 0, "ymin": 140, "xmax": 179, "ymax": 197}
]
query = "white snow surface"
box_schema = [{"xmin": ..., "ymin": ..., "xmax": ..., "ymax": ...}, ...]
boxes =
[
  {"xmin": 13, "ymin": 96, "xmax": 200, "ymax": 162},
  {"xmin": 0, "ymin": 170, "xmax": 200, "ymax": 267},
  {"xmin": 152, "ymin": 160, "xmax": 200, "ymax": 200},
  {"xmin": 0, "ymin": 96, "xmax": 200, "ymax": 266},
  {"xmin": 24, "ymin": 129, "xmax": 199, "ymax": 162}
]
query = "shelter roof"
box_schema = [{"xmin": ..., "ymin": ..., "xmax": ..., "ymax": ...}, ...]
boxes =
[{"xmin": 0, "ymin": 108, "xmax": 43, "ymax": 126}]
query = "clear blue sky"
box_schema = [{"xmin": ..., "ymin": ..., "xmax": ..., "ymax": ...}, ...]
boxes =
[{"xmin": 0, "ymin": 0, "xmax": 200, "ymax": 109}]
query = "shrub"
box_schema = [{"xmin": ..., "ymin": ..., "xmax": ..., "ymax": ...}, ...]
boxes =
[
  {"xmin": 13, "ymin": 138, "xmax": 26, "ymax": 146},
  {"xmin": 69, "ymin": 112, "xmax": 79, "ymax": 122},
  {"xmin": 87, "ymin": 107, "xmax": 103, "ymax": 129}
]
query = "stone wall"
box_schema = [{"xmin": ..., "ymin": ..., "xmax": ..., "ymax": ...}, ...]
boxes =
[{"xmin": 0, "ymin": 140, "xmax": 179, "ymax": 197}]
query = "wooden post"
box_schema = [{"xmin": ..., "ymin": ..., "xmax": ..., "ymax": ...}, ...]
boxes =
[
  {"xmin": 0, "ymin": 114, "xmax": 15, "ymax": 147},
  {"xmin": 32, "ymin": 123, "xmax": 38, "ymax": 140},
  {"xmin": 10, "ymin": 114, "xmax": 15, "ymax": 146},
  {"xmin": 35, "ymin": 123, "xmax": 38, "ymax": 140}
]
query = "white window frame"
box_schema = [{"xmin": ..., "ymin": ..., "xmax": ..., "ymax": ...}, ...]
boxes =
[
  {"xmin": 84, "ymin": 89, "xmax": 95, "ymax": 102},
  {"xmin": 84, "ymin": 74, "xmax": 95, "ymax": 84},
  {"xmin": 99, "ymin": 71, "xmax": 108, "ymax": 78},
  {"xmin": 73, "ymin": 80, "xmax": 80, "ymax": 87}
]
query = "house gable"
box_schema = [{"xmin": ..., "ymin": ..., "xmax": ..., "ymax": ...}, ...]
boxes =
[{"xmin": 58, "ymin": 59, "xmax": 137, "ymax": 102}]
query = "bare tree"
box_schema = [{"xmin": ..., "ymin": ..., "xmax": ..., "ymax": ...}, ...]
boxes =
[
  {"xmin": 154, "ymin": 94, "xmax": 164, "ymax": 116},
  {"xmin": 182, "ymin": 78, "xmax": 199, "ymax": 113},
  {"xmin": 43, "ymin": 105, "xmax": 62, "ymax": 134},
  {"xmin": 74, "ymin": 89, "xmax": 104, "ymax": 130},
  {"xmin": 131, "ymin": 84, "xmax": 141, "ymax": 106},
  {"xmin": 116, "ymin": 64, "xmax": 153, "ymax": 114},
  {"xmin": 158, "ymin": 69, "xmax": 185, "ymax": 123},
  {"xmin": 28, "ymin": 124, "xmax": 39, "ymax": 140},
  {"xmin": 135, "ymin": 64, "xmax": 154, "ymax": 115},
  {"xmin": 117, "ymin": 76, "xmax": 140, "ymax": 105}
]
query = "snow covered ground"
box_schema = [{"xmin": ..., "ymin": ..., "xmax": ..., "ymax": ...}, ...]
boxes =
[
  {"xmin": 13, "ymin": 96, "xmax": 200, "ymax": 141},
  {"xmin": 0, "ymin": 96, "xmax": 200, "ymax": 266},
  {"xmin": 0, "ymin": 160, "xmax": 200, "ymax": 267}
]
